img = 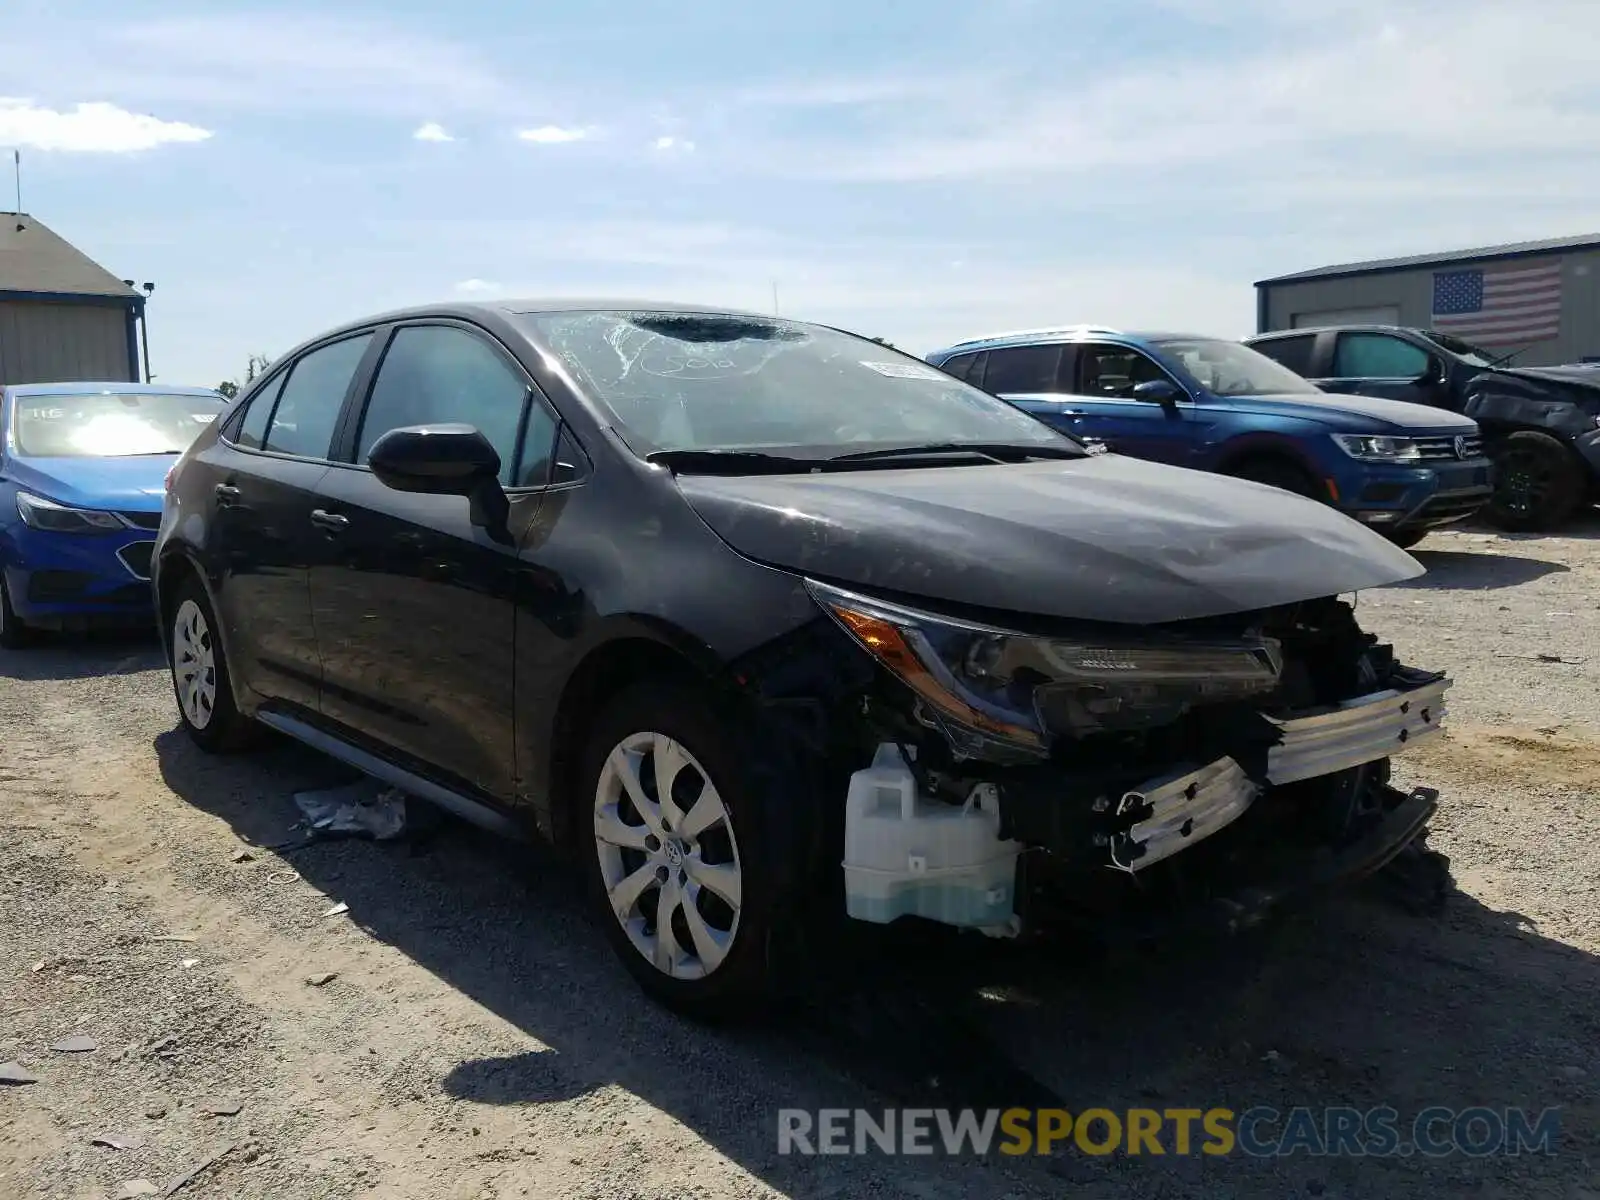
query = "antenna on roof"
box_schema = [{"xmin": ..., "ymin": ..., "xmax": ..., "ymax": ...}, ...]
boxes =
[{"xmin": 11, "ymin": 150, "xmax": 21, "ymax": 231}]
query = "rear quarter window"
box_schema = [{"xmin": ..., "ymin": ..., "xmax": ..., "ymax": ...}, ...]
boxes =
[{"xmin": 1251, "ymin": 335, "xmax": 1316, "ymax": 376}]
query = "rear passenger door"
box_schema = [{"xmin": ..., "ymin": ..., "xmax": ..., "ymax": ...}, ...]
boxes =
[
  {"xmin": 202, "ymin": 331, "xmax": 378, "ymax": 713},
  {"xmin": 974, "ymin": 343, "xmax": 1088, "ymax": 435},
  {"xmin": 305, "ymin": 321, "xmax": 556, "ymax": 803},
  {"xmin": 1062, "ymin": 343, "xmax": 1203, "ymax": 466}
]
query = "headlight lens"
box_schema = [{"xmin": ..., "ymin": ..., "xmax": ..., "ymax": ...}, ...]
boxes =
[
  {"xmin": 806, "ymin": 580, "xmax": 1283, "ymax": 759},
  {"xmin": 1331, "ymin": 434, "xmax": 1422, "ymax": 462},
  {"xmin": 15, "ymin": 491, "xmax": 127, "ymax": 533}
]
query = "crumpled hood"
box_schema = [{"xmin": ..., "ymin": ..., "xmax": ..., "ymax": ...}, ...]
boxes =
[
  {"xmin": 1234, "ymin": 391, "xmax": 1476, "ymax": 432},
  {"xmin": 5, "ymin": 454, "xmax": 171, "ymax": 511},
  {"xmin": 1493, "ymin": 364, "xmax": 1600, "ymax": 391},
  {"xmin": 675, "ymin": 454, "xmax": 1424, "ymax": 625}
]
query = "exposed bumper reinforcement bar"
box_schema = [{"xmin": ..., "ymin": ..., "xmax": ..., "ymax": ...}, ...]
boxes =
[
  {"xmin": 1111, "ymin": 757, "xmax": 1258, "ymax": 873},
  {"xmin": 1110, "ymin": 676, "xmax": 1449, "ymax": 872},
  {"xmin": 1264, "ymin": 676, "xmax": 1450, "ymax": 785}
]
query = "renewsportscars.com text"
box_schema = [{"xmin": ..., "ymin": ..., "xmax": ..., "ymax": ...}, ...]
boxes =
[{"xmin": 776, "ymin": 1106, "xmax": 1562, "ymax": 1158}]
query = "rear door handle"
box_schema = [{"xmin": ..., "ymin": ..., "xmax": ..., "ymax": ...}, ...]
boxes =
[
  {"xmin": 309, "ymin": 509, "xmax": 349, "ymax": 532},
  {"xmin": 214, "ymin": 484, "xmax": 241, "ymax": 506}
]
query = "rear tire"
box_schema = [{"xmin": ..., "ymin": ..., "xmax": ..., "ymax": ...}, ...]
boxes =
[
  {"xmin": 166, "ymin": 577, "xmax": 257, "ymax": 753},
  {"xmin": 0, "ymin": 574, "xmax": 35, "ymax": 650},
  {"xmin": 580, "ymin": 681, "xmax": 794, "ymax": 1019},
  {"xmin": 1385, "ymin": 528, "xmax": 1428, "ymax": 550},
  {"xmin": 1224, "ymin": 457, "xmax": 1324, "ymax": 501},
  {"xmin": 1485, "ymin": 430, "xmax": 1587, "ymax": 531}
]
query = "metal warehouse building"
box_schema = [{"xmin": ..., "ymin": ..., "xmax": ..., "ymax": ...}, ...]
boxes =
[
  {"xmin": 1255, "ymin": 233, "xmax": 1600, "ymax": 367},
  {"xmin": 0, "ymin": 212, "xmax": 145, "ymax": 386}
]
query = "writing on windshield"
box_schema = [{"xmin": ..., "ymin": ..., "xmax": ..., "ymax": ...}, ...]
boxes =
[{"xmin": 13, "ymin": 392, "xmax": 227, "ymax": 458}]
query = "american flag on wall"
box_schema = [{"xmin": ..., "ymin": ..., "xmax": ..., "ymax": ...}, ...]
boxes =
[{"xmin": 1431, "ymin": 259, "xmax": 1563, "ymax": 346}]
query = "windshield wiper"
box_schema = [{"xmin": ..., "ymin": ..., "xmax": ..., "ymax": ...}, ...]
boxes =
[
  {"xmin": 646, "ymin": 449, "xmax": 826, "ymax": 475},
  {"xmin": 828, "ymin": 442, "xmax": 1084, "ymax": 464}
]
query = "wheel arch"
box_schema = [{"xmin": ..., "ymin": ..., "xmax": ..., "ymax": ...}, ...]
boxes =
[
  {"xmin": 540, "ymin": 624, "xmax": 726, "ymax": 851},
  {"xmin": 152, "ymin": 548, "xmax": 251, "ymax": 716}
]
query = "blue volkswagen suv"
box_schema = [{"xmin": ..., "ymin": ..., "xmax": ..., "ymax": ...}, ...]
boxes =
[
  {"xmin": 1, "ymin": 381, "xmax": 229, "ymax": 647},
  {"xmin": 926, "ymin": 327, "xmax": 1493, "ymax": 549}
]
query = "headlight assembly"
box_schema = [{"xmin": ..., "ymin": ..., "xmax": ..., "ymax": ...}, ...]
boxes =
[
  {"xmin": 15, "ymin": 492, "xmax": 127, "ymax": 533},
  {"xmin": 806, "ymin": 579, "xmax": 1283, "ymax": 759},
  {"xmin": 1331, "ymin": 434, "xmax": 1422, "ymax": 462}
]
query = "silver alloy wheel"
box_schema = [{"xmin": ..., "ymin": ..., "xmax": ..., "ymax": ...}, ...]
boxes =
[
  {"xmin": 172, "ymin": 598, "xmax": 218, "ymax": 730},
  {"xmin": 594, "ymin": 731, "xmax": 743, "ymax": 980}
]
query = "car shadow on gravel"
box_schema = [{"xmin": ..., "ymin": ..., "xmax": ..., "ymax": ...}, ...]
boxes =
[
  {"xmin": 1386, "ymin": 548, "xmax": 1569, "ymax": 590},
  {"xmin": 0, "ymin": 629, "xmax": 162, "ymax": 681},
  {"xmin": 153, "ymin": 730, "xmax": 1599, "ymax": 1198}
]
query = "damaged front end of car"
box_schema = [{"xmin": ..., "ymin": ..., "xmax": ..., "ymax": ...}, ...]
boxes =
[{"xmin": 783, "ymin": 580, "xmax": 1451, "ymax": 940}]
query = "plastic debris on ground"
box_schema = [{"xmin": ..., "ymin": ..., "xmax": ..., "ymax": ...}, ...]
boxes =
[
  {"xmin": 291, "ymin": 779, "xmax": 413, "ymax": 841},
  {"xmin": 0, "ymin": 1062, "xmax": 38, "ymax": 1084}
]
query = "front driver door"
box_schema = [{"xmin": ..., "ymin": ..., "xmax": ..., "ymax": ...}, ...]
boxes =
[
  {"xmin": 1320, "ymin": 332, "xmax": 1448, "ymax": 407},
  {"xmin": 306, "ymin": 322, "xmax": 559, "ymax": 803},
  {"xmin": 1061, "ymin": 343, "xmax": 1201, "ymax": 466}
]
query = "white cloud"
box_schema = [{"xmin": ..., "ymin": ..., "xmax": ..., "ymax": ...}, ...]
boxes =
[
  {"xmin": 413, "ymin": 121, "xmax": 453, "ymax": 142},
  {"xmin": 453, "ymin": 278, "xmax": 503, "ymax": 294},
  {"xmin": 4, "ymin": 15, "xmax": 527, "ymax": 120},
  {"xmin": 716, "ymin": 0, "xmax": 1600, "ymax": 196},
  {"xmin": 0, "ymin": 98, "xmax": 211, "ymax": 152},
  {"xmin": 652, "ymin": 135, "xmax": 695, "ymax": 152},
  {"xmin": 518, "ymin": 125, "xmax": 589, "ymax": 145}
]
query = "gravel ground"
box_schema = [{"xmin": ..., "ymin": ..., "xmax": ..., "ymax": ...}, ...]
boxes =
[{"xmin": 1, "ymin": 519, "xmax": 1598, "ymax": 1200}]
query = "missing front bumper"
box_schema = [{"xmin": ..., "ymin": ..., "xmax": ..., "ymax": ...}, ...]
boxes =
[{"xmin": 1110, "ymin": 675, "xmax": 1450, "ymax": 871}]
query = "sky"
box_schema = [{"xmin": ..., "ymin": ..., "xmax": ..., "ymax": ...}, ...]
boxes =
[{"xmin": 3, "ymin": 0, "xmax": 1600, "ymax": 388}]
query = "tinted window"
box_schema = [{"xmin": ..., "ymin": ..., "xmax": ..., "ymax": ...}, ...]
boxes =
[
  {"xmin": 514, "ymin": 406, "xmax": 560, "ymax": 487},
  {"xmin": 1251, "ymin": 335, "xmax": 1316, "ymax": 376},
  {"xmin": 940, "ymin": 353, "xmax": 979, "ymax": 383},
  {"xmin": 983, "ymin": 344, "xmax": 1064, "ymax": 394},
  {"xmin": 522, "ymin": 311, "xmax": 1074, "ymax": 457},
  {"xmin": 1333, "ymin": 334, "xmax": 1430, "ymax": 379},
  {"xmin": 1078, "ymin": 345, "xmax": 1174, "ymax": 397},
  {"xmin": 264, "ymin": 334, "xmax": 373, "ymax": 459},
  {"xmin": 356, "ymin": 326, "xmax": 531, "ymax": 487},
  {"xmin": 233, "ymin": 375, "xmax": 284, "ymax": 450},
  {"xmin": 11, "ymin": 390, "xmax": 227, "ymax": 457},
  {"xmin": 1150, "ymin": 338, "xmax": 1322, "ymax": 397}
]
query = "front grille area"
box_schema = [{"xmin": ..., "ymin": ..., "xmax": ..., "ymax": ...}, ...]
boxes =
[
  {"xmin": 117, "ymin": 510, "xmax": 162, "ymax": 531},
  {"xmin": 118, "ymin": 541, "xmax": 156, "ymax": 580},
  {"xmin": 1415, "ymin": 494, "xmax": 1488, "ymax": 523},
  {"xmin": 27, "ymin": 570, "xmax": 95, "ymax": 603},
  {"xmin": 1414, "ymin": 434, "xmax": 1484, "ymax": 461}
]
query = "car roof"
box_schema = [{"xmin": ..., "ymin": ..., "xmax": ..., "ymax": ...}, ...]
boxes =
[
  {"xmin": 3, "ymin": 381, "xmax": 222, "ymax": 397},
  {"xmin": 927, "ymin": 328, "xmax": 1215, "ymax": 358},
  {"xmin": 1248, "ymin": 325, "xmax": 1415, "ymax": 340}
]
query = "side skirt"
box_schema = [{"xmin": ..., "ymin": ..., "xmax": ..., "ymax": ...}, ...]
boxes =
[{"xmin": 255, "ymin": 710, "xmax": 530, "ymax": 843}]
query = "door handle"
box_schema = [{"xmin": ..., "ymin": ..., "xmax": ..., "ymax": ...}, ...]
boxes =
[
  {"xmin": 309, "ymin": 508, "xmax": 350, "ymax": 532},
  {"xmin": 214, "ymin": 484, "xmax": 241, "ymax": 506}
]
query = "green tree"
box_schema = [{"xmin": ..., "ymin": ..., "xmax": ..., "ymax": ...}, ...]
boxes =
[{"xmin": 218, "ymin": 353, "xmax": 274, "ymax": 401}]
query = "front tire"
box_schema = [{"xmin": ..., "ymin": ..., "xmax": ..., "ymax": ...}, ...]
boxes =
[
  {"xmin": 167, "ymin": 578, "xmax": 256, "ymax": 752},
  {"xmin": 1385, "ymin": 528, "xmax": 1428, "ymax": 550},
  {"xmin": 0, "ymin": 574, "xmax": 35, "ymax": 650},
  {"xmin": 580, "ymin": 682, "xmax": 785, "ymax": 1018},
  {"xmin": 1485, "ymin": 430, "xmax": 1587, "ymax": 530},
  {"xmin": 1224, "ymin": 457, "xmax": 1324, "ymax": 501}
]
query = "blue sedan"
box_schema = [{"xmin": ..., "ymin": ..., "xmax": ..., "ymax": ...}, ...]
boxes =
[{"xmin": 0, "ymin": 381, "xmax": 230, "ymax": 647}]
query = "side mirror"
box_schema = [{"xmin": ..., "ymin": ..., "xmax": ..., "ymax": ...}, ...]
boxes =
[
  {"xmin": 1416, "ymin": 356, "xmax": 1446, "ymax": 386},
  {"xmin": 1131, "ymin": 379, "xmax": 1182, "ymax": 406},
  {"xmin": 368, "ymin": 424, "xmax": 500, "ymax": 496}
]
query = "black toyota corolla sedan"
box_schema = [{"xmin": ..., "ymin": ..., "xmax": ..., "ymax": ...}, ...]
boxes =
[{"xmin": 154, "ymin": 301, "xmax": 1452, "ymax": 1014}]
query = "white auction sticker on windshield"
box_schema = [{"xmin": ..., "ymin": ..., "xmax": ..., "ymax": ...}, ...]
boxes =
[{"xmin": 859, "ymin": 360, "xmax": 945, "ymax": 381}]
